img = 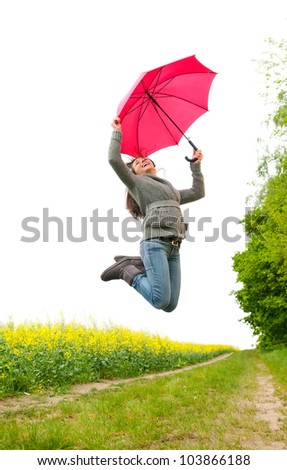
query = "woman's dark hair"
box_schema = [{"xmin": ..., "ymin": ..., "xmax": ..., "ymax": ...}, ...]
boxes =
[
  {"xmin": 126, "ymin": 191, "xmax": 143, "ymax": 219},
  {"xmin": 125, "ymin": 157, "xmax": 155, "ymax": 219}
]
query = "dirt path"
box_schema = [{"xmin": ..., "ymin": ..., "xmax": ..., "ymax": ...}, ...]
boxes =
[
  {"xmin": 240, "ymin": 362, "xmax": 287, "ymax": 450},
  {"xmin": 0, "ymin": 353, "xmax": 232, "ymax": 412},
  {"xmin": 1, "ymin": 353, "xmax": 286, "ymax": 449}
]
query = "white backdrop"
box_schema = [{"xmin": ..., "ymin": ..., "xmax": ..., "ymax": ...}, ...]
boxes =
[{"xmin": 1, "ymin": 0, "xmax": 286, "ymax": 349}]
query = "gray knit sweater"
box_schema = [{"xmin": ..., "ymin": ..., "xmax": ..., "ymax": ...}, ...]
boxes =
[{"xmin": 108, "ymin": 130, "xmax": 205, "ymax": 240}]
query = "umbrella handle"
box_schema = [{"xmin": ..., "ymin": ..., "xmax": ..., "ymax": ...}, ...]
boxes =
[
  {"xmin": 185, "ymin": 156, "xmax": 198, "ymax": 162},
  {"xmin": 185, "ymin": 138, "xmax": 198, "ymax": 162}
]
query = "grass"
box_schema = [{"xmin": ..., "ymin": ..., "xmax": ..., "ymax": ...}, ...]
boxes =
[
  {"xmin": 0, "ymin": 321, "xmax": 236, "ymax": 397},
  {"xmin": 1, "ymin": 349, "xmax": 287, "ymax": 450},
  {"xmin": 259, "ymin": 348, "xmax": 287, "ymax": 391}
]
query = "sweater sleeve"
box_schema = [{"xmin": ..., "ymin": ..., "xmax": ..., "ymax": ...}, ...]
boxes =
[
  {"xmin": 108, "ymin": 130, "xmax": 137, "ymax": 190},
  {"xmin": 179, "ymin": 162, "xmax": 205, "ymax": 204}
]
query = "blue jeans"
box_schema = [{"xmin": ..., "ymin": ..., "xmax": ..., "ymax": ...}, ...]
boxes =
[{"xmin": 131, "ymin": 238, "xmax": 181, "ymax": 312}]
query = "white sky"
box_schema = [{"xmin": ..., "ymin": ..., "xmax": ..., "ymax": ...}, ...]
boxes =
[{"xmin": 0, "ymin": 0, "xmax": 286, "ymax": 349}]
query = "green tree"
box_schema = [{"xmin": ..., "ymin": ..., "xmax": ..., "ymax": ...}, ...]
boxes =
[{"xmin": 232, "ymin": 39, "xmax": 287, "ymax": 349}]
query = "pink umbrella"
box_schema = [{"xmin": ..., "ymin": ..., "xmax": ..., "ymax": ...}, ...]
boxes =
[{"xmin": 117, "ymin": 55, "xmax": 217, "ymax": 162}]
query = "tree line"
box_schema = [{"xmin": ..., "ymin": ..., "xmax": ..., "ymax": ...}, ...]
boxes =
[{"xmin": 232, "ymin": 38, "xmax": 287, "ymax": 349}]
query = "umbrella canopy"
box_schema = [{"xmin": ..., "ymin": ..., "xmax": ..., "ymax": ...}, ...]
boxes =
[{"xmin": 117, "ymin": 55, "xmax": 217, "ymax": 158}]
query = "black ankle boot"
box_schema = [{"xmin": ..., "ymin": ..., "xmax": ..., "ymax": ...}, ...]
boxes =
[
  {"xmin": 121, "ymin": 264, "xmax": 144, "ymax": 286},
  {"xmin": 113, "ymin": 255, "xmax": 145, "ymax": 272},
  {"xmin": 114, "ymin": 255, "xmax": 141, "ymax": 263},
  {"xmin": 101, "ymin": 258, "xmax": 144, "ymax": 285}
]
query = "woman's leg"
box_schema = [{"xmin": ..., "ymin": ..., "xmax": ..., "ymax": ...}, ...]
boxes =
[
  {"xmin": 162, "ymin": 248, "xmax": 181, "ymax": 312},
  {"xmin": 131, "ymin": 239, "xmax": 178, "ymax": 310}
]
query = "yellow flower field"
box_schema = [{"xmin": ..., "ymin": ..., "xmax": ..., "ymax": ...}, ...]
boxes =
[{"xmin": 0, "ymin": 322, "xmax": 237, "ymax": 398}]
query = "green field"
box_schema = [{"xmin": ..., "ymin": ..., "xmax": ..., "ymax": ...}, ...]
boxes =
[
  {"xmin": 1, "ymin": 327, "xmax": 286, "ymax": 450},
  {"xmin": 0, "ymin": 322, "xmax": 236, "ymax": 397}
]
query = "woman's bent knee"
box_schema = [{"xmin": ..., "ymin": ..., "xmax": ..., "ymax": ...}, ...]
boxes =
[
  {"xmin": 152, "ymin": 296, "xmax": 171, "ymax": 311},
  {"xmin": 162, "ymin": 302, "xmax": 178, "ymax": 312}
]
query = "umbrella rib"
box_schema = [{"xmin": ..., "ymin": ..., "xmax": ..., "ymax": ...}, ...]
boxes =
[
  {"xmin": 121, "ymin": 71, "xmax": 165, "ymax": 117},
  {"xmin": 148, "ymin": 75, "xmax": 210, "ymax": 111},
  {"xmin": 124, "ymin": 94, "xmax": 208, "ymax": 122},
  {"xmin": 156, "ymin": 92, "xmax": 209, "ymax": 111},
  {"xmin": 135, "ymin": 94, "xmax": 154, "ymax": 151},
  {"xmin": 135, "ymin": 93, "xmax": 181, "ymax": 151},
  {"xmin": 126, "ymin": 92, "xmax": 208, "ymax": 114},
  {"xmin": 124, "ymin": 96, "xmax": 150, "ymax": 116},
  {"xmin": 130, "ymin": 83, "xmax": 179, "ymax": 149},
  {"xmin": 148, "ymin": 99, "xmax": 179, "ymax": 146},
  {"xmin": 148, "ymin": 72, "xmax": 214, "ymax": 93},
  {"xmin": 130, "ymin": 73, "xmax": 210, "ymax": 114},
  {"xmin": 145, "ymin": 90, "xmax": 199, "ymax": 148},
  {"xmin": 141, "ymin": 74, "xmax": 179, "ymax": 144},
  {"xmin": 122, "ymin": 71, "xmax": 168, "ymax": 117},
  {"xmin": 123, "ymin": 64, "xmax": 215, "ymax": 116}
]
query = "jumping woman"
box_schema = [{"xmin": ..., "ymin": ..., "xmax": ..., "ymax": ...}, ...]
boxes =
[{"xmin": 100, "ymin": 116, "xmax": 205, "ymax": 312}]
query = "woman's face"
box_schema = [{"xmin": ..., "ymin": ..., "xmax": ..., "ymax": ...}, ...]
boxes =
[{"xmin": 132, "ymin": 158, "xmax": 156, "ymax": 175}]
